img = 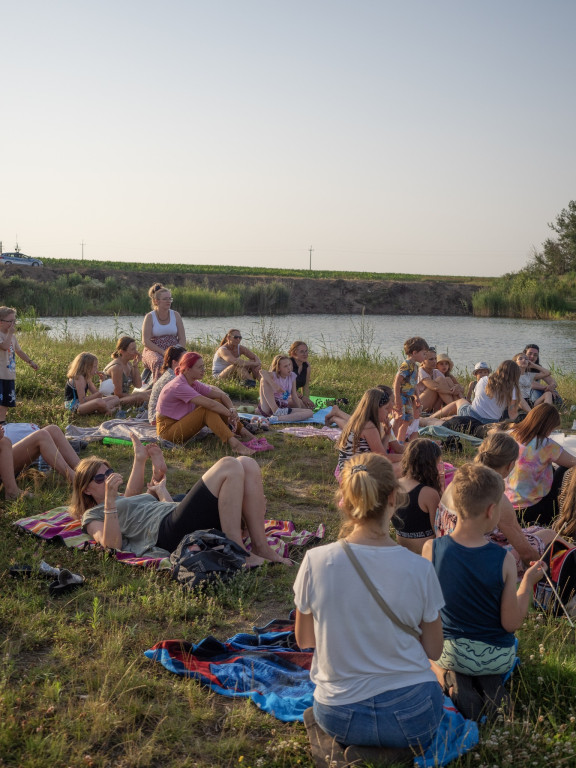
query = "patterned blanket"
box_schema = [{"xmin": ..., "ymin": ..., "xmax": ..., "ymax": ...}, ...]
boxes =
[
  {"xmin": 13, "ymin": 508, "xmax": 325, "ymax": 569},
  {"xmin": 145, "ymin": 619, "xmax": 479, "ymax": 767}
]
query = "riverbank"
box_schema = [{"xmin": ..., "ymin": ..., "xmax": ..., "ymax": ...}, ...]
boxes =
[
  {"xmin": 1, "ymin": 261, "xmax": 484, "ymax": 316},
  {"xmin": 2, "ymin": 330, "xmax": 576, "ymax": 767}
]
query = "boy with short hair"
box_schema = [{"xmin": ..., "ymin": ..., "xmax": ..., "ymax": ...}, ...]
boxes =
[
  {"xmin": 393, "ymin": 336, "xmax": 429, "ymax": 443},
  {"xmin": 465, "ymin": 361, "xmax": 491, "ymax": 401},
  {"xmin": 422, "ymin": 464, "xmax": 546, "ymax": 717}
]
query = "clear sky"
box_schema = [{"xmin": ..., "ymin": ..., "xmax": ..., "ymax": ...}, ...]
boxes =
[{"xmin": 2, "ymin": 1, "xmax": 575, "ymax": 276}]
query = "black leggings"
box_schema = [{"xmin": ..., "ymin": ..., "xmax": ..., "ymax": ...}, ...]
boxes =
[
  {"xmin": 156, "ymin": 479, "xmax": 221, "ymax": 552},
  {"xmin": 518, "ymin": 466, "xmax": 568, "ymax": 527}
]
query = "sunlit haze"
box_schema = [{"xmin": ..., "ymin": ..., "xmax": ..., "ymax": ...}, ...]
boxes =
[{"xmin": 2, "ymin": 1, "xmax": 575, "ymax": 276}]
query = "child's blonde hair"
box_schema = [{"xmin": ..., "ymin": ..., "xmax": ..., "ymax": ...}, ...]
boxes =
[
  {"xmin": 338, "ymin": 453, "xmax": 403, "ymax": 537},
  {"xmin": 451, "ymin": 463, "xmax": 504, "ymax": 519},
  {"xmin": 269, "ymin": 355, "xmax": 291, "ymax": 375},
  {"xmin": 485, "ymin": 360, "xmax": 520, "ymax": 407},
  {"xmin": 67, "ymin": 352, "xmax": 98, "ymax": 380},
  {"xmin": 338, "ymin": 388, "xmax": 388, "ymax": 455},
  {"xmin": 0, "ymin": 306, "xmax": 16, "ymax": 320},
  {"xmin": 475, "ymin": 431, "xmax": 519, "ymax": 471}
]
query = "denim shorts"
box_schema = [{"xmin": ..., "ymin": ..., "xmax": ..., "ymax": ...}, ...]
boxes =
[
  {"xmin": 457, "ymin": 403, "xmax": 495, "ymax": 425},
  {"xmin": 313, "ymin": 681, "xmax": 443, "ymax": 749}
]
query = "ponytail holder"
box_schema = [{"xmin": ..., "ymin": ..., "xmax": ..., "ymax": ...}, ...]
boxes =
[{"xmin": 351, "ymin": 464, "xmax": 367, "ymax": 475}]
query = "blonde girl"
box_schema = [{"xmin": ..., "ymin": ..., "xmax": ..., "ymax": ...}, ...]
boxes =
[
  {"xmin": 65, "ymin": 353, "xmax": 120, "ymax": 415},
  {"xmin": 0, "ymin": 306, "xmax": 38, "ymax": 424},
  {"xmin": 294, "ymin": 453, "xmax": 444, "ymax": 751},
  {"xmin": 336, "ymin": 387, "xmax": 401, "ymax": 474},
  {"xmin": 103, "ymin": 337, "xmax": 151, "ymax": 406},
  {"xmin": 433, "ymin": 360, "xmax": 520, "ymax": 423},
  {"xmin": 141, "ymin": 283, "xmax": 186, "ymax": 382},
  {"xmin": 258, "ymin": 355, "xmax": 313, "ymax": 423}
]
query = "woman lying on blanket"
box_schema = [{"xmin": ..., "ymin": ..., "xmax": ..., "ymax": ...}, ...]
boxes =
[
  {"xmin": 68, "ymin": 434, "xmax": 292, "ymax": 566},
  {"xmin": 294, "ymin": 453, "xmax": 444, "ymax": 751},
  {"xmin": 435, "ymin": 430, "xmax": 571, "ymax": 577},
  {"xmin": 1, "ymin": 424, "xmax": 80, "ymax": 499}
]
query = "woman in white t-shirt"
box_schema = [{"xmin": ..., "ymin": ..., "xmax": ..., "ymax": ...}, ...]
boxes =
[
  {"xmin": 294, "ymin": 452, "xmax": 444, "ymax": 750},
  {"xmin": 433, "ymin": 360, "xmax": 520, "ymax": 425}
]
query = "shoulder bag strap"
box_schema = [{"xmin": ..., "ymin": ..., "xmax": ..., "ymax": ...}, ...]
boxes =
[{"xmin": 340, "ymin": 539, "xmax": 420, "ymax": 639}]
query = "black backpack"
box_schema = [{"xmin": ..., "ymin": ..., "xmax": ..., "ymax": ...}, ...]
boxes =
[{"xmin": 170, "ymin": 529, "xmax": 248, "ymax": 589}]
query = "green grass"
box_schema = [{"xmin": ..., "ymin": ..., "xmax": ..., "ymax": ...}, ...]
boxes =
[
  {"xmin": 1, "ymin": 330, "xmax": 576, "ymax": 766},
  {"xmin": 38, "ymin": 257, "xmax": 493, "ymax": 285}
]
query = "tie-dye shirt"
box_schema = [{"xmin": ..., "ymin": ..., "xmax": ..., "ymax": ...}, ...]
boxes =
[{"xmin": 504, "ymin": 436, "xmax": 563, "ymax": 508}]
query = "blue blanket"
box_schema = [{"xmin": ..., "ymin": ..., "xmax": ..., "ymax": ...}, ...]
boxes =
[
  {"xmin": 145, "ymin": 620, "xmax": 478, "ymax": 766},
  {"xmin": 239, "ymin": 407, "xmax": 333, "ymax": 425}
]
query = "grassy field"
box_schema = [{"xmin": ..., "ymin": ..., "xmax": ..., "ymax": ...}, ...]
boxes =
[
  {"xmin": 39, "ymin": 258, "xmax": 494, "ymax": 285},
  {"xmin": 1, "ymin": 326, "xmax": 576, "ymax": 767}
]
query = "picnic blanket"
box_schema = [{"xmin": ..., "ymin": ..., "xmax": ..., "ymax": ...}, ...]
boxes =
[
  {"xmin": 240, "ymin": 407, "xmax": 334, "ymax": 425},
  {"xmin": 279, "ymin": 425, "xmax": 342, "ymax": 441},
  {"xmin": 418, "ymin": 424, "xmax": 483, "ymax": 447},
  {"xmin": 65, "ymin": 419, "xmax": 175, "ymax": 447},
  {"xmin": 13, "ymin": 508, "xmax": 325, "ymax": 568},
  {"xmin": 145, "ymin": 620, "xmax": 479, "ymax": 767}
]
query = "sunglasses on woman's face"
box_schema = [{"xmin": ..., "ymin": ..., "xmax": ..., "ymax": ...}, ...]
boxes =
[
  {"xmin": 232, "ymin": 335, "xmax": 242, "ymax": 339},
  {"xmin": 93, "ymin": 468, "xmax": 114, "ymax": 484}
]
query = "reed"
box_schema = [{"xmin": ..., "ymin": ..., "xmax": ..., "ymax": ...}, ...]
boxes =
[{"xmin": 473, "ymin": 273, "xmax": 570, "ymax": 318}]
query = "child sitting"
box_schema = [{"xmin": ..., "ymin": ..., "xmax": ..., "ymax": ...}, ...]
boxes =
[
  {"xmin": 393, "ymin": 336, "xmax": 429, "ymax": 443},
  {"xmin": 258, "ymin": 355, "xmax": 313, "ymax": 423},
  {"xmin": 422, "ymin": 464, "xmax": 546, "ymax": 719},
  {"xmin": 65, "ymin": 353, "xmax": 120, "ymax": 415},
  {"xmin": 393, "ymin": 438, "xmax": 443, "ymax": 554}
]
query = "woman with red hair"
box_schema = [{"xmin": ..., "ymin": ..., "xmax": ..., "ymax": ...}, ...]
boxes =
[{"xmin": 155, "ymin": 352, "xmax": 255, "ymax": 454}]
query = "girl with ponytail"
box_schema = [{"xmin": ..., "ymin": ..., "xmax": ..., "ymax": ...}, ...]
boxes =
[{"xmin": 294, "ymin": 453, "xmax": 444, "ymax": 753}]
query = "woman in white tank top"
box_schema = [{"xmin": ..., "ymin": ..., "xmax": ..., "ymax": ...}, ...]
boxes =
[{"xmin": 142, "ymin": 283, "xmax": 186, "ymax": 381}]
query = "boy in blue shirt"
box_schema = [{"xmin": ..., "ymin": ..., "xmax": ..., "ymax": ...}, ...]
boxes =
[
  {"xmin": 423, "ymin": 464, "xmax": 546, "ymax": 718},
  {"xmin": 393, "ymin": 336, "xmax": 429, "ymax": 443}
]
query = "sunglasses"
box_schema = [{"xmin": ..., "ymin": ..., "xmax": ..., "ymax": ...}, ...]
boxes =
[
  {"xmin": 232, "ymin": 335, "xmax": 242, "ymax": 339},
  {"xmin": 93, "ymin": 467, "xmax": 114, "ymax": 484}
]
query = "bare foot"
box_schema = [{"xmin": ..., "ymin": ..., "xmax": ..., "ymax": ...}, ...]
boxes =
[
  {"xmin": 324, "ymin": 406, "xmax": 337, "ymax": 426},
  {"xmin": 251, "ymin": 543, "xmax": 294, "ymax": 565},
  {"xmin": 239, "ymin": 427, "xmax": 254, "ymax": 441},
  {"xmin": 229, "ymin": 437, "xmax": 255, "ymax": 456},
  {"xmin": 5, "ymin": 488, "xmax": 33, "ymax": 500},
  {"xmin": 245, "ymin": 552, "xmax": 267, "ymax": 568},
  {"xmin": 129, "ymin": 431, "xmax": 148, "ymax": 462},
  {"xmin": 146, "ymin": 443, "xmax": 168, "ymax": 481}
]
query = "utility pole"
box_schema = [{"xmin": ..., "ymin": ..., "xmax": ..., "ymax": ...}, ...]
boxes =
[
  {"xmin": 309, "ymin": 245, "xmax": 313, "ymax": 271},
  {"xmin": 81, "ymin": 240, "xmax": 85, "ymax": 261}
]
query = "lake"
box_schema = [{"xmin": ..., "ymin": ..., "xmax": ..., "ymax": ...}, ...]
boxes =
[{"xmin": 38, "ymin": 313, "xmax": 576, "ymax": 374}]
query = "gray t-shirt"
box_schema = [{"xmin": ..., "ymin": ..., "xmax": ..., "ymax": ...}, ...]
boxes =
[
  {"xmin": 148, "ymin": 368, "xmax": 175, "ymax": 424},
  {"xmin": 81, "ymin": 494, "xmax": 178, "ymax": 557}
]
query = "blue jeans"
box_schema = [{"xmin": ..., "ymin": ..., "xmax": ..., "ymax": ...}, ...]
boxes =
[
  {"xmin": 457, "ymin": 403, "xmax": 495, "ymax": 425},
  {"xmin": 313, "ymin": 681, "xmax": 443, "ymax": 749}
]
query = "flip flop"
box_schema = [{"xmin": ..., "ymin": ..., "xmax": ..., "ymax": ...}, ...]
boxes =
[
  {"xmin": 49, "ymin": 569, "xmax": 85, "ymax": 597},
  {"xmin": 244, "ymin": 438, "xmax": 274, "ymax": 452}
]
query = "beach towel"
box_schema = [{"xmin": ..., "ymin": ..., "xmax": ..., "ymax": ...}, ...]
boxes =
[
  {"xmin": 241, "ymin": 407, "xmax": 334, "ymax": 425},
  {"xmin": 145, "ymin": 620, "xmax": 479, "ymax": 766},
  {"xmin": 65, "ymin": 419, "xmax": 175, "ymax": 447},
  {"xmin": 418, "ymin": 424, "xmax": 483, "ymax": 447},
  {"xmin": 13, "ymin": 508, "xmax": 324, "ymax": 567},
  {"xmin": 279, "ymin": 426, "xmax": 342, "ymax": 441}
]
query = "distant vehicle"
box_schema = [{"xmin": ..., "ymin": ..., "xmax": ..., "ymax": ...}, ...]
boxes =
[{"xmin": 0, "ymin": 251, "xmax": 43, "ymax": 267}]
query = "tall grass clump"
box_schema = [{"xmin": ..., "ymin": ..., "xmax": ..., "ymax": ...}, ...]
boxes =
[{"xmin": 473, "ymin": 273, "xmax": 569, "ymax": 318}]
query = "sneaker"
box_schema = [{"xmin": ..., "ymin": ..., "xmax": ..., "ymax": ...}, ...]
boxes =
[
  {"xmin": 273, "ymin": 407, "xmax": 292, "ymax": 417},
  {"xmin": 268, "ymin": 415, "xmax": 279, "ymax": 424}
]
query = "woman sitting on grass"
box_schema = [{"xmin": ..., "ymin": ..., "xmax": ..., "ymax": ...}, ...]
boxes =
[
  {"xmin": 289, "ymin": 341, "xmax": 314, "ymax": 409},
  {"xmin": 417, "ymin": 350, "xmax": 461, "ymax": 414},
  {"xmin": 69, "ymin": 434, "xmax": 291, "ymax": 565},
  {"xmin": 1, "ymin": 424, "xmax": 80, "ymax": 497},
  {"xmin": 336, "ymin": 387, "xmax": 402, "ymax": 477},
  {"xmin": 393, "ymin": 438, "xmax": 443, "ymax": 554},
  {"xmin": 141, "ymin": 283, "xmax": 186, "ymax": 382},
  {"xmin": 65, "ymin": 352, "xmax": 120, "ymax": 415},
  {"xmin": 257, "ymin": 355, "xmax": 313, "ymax": 423},
  {"xmin": 432, "ymin": 360, "xmax": 520, "ymax": 424},
  {"xmin": 156, "ymin": 351, "xmax": 256, "ymax": 454},
  {"xmin": 212, "ymin": 329, "xmax": 262, "ymax": 383},
  {"xmin": 294, "ymin": 453, "xmax": 444, "ymax": 755},
  {"xmin": 103, "ymin": 337, "xmax": 151, "ymax": 407},
  {"xmin": 505, "ymin": 404, "xmax": 576, "ymax": 526}
]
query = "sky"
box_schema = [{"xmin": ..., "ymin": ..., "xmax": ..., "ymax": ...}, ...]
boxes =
[{"xmin": 2, "ymin": 1, "xmax": 575, "ymax": 277}]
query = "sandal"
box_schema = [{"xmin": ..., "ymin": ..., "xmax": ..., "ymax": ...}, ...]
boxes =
[{"xmin": 49, "ymin": 569, "xmax": 85, "ymax": 597}]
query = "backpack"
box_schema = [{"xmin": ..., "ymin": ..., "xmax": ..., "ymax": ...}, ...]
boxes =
[
  {"xmin": 169, "ymin": 529, "xmax": 248, "ymax": 589},
  {"xmin": 534, "ymin": 541, "xmax": 576, "ymax": 617}
]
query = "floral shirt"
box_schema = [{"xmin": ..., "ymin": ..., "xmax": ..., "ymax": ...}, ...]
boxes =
[
  {"xmin": 505, "ymin": 436, "xmax": 563, "ymax": 508},
  {"xmin": 397, "ymin": 359, "xmax": 418, "ymax": 398}
]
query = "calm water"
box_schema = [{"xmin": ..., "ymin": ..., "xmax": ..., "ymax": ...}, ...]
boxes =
[{"xmin": 38, "ymin": 313, "xmax": 576, "ymax": 374}]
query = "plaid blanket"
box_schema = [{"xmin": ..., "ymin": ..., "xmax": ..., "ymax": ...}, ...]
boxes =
[
  {"xmin": 145, "ymin": 619, "xmax": 479, "ymax": 766},
  {"xmin": 13, "ymin": 508, "xmax": 325, "ymax": 569}
]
